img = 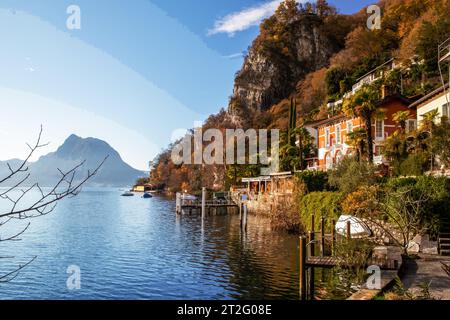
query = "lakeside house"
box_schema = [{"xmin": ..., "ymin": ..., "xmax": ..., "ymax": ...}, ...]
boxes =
[
  {"xmin": 409, "ymin": 83, "xmax": 450, "ymax": 125},
  {"xmin": 311, "ymin": 92, "xmax": 417, "ymax": 171}
]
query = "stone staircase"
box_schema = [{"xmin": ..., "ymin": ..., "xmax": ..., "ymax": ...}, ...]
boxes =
[{"xmin": 439, "ymin": 218, "xmax": 450, "ymax": 256}]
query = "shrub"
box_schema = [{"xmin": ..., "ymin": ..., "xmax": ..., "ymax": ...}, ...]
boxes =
[
  {"xmin": 328, "ymin": 156, "xmax": 377, "ymax": 195},
  {"xmin": 341, "ymin": 185, "xmax": 381, "ymax": 217},
  {"xmin": 299, "ymin": 191, "xmax": 343, "ymax": 231},
  {"xmin": 295, "ymin": 170, "xmax": 331, "ymax": 192},
  {"xmin": 395, "ymin": 153, "xmax": 429, "ymax": 177},
  {"xmin": 383, "ymin": 175, "xmax": 450, "ymax": 240}
]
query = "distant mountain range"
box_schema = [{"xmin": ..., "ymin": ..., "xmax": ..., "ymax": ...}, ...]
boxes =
[{"xmin": 0, "ymin": 134, "xmax": 145, "ymax": 187}]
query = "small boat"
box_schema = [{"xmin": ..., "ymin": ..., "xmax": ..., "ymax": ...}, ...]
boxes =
[
  {"xmin": 142, "ymin": 192, "xmax": 152, "ymax": 198},
  {"xmin": 335, "ymin": 215, "xmax": 372, "ymax": 238},
  {"xmin": 121, "ymin": 192, "xmax": 134, "ymax": 197},
  {"xmin": 181, "ymin": 194, "xmax": 197, "ymax": 201}
]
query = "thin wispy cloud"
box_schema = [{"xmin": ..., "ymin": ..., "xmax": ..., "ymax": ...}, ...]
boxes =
[
  {"xmin": 223, "ymin": 52, "xmax": 245, "ymax": 60},
  {"xmin": 208, "ymin": 0, "xmax": 283, "ymax": 37}
]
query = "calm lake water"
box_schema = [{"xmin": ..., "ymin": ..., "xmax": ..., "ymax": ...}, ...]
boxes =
[{"xmin": 0, "ymin": 189, "xmax": 301, "ymax": 300}]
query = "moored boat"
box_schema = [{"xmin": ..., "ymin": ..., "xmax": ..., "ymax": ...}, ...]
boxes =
[
  {"xmin": 121, "ymin": 192, "xmax": 134, "ymax": 197},
  {"xmin": 335, "ymin": 215, "xmax": 372, "ymax": 238}
]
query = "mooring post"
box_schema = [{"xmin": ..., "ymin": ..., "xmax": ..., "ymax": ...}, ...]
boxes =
[
  {"xmin": 331, "ymin": 219, "xmax": 336, "ymax": 256},
  {"xmin": 242, "ymin": 204, "xmax": 248, "ymax": 232},
  {"xmin": 320, "ymin": 217, "xmax": 325, "ymax": 257},
  {"xmin": 201, "ymin": 187, "xmax": 206, "ymax": 219},
  {"xmin": 308, "ymin": 231, "xmax": 315, "ymax": 300},
  {"xmin": 175, "ymin": 192, "xmax": 181, "ymax": 215},
  {"xmin": 299, "ymin": 236, "xmax": 307, "ymax": 300},
  {"xmin": 347, "ymin": 220, "xmax": 351, "ymax": 239},
  {"xmin": 308, "ymin": 231, "xmax": 315, "ymax": 257},
  {"xmin": 239, "ymin": 202, "xmax": 243, "ymax": 227}
]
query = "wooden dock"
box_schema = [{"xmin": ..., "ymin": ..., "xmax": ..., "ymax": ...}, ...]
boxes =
[
  {"xmin": 175, "ymin": 190, "xmax": 239, "ymax": 216},
  {"xmin": 306, "ymin": 256, "xmax": 399, "ymax": 270}
]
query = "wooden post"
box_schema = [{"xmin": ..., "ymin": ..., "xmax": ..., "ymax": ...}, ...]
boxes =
[
  {"xmin": 320, "ymin": 217, "xmax": 325, "ymax": 257},
  {"xmin": 308, "ymin": 231, "xmax": 315, "ymax": 300},
  {"xmin": 347, "ymin": 220, "xmax": 351, "ymax": 239},
  {"xmin": 239, "ymin": 203, "xmax": 243, "ymax": 227},
  {"xmin": 308, "ymin": 231, "xmax": 315, "ymax": 257},
  {"xmin": 310, "ymin": 214, "xmax": 315, "ymax": 233},
  {"xmin": 242, "ymin": 204, "xmax": 248, "ymax": 232},
  {"xmin": 299, "ymin": 236, "xmax": 307, "ymax": 300},
  {"xmin": 331, "ymin": 219, "xmax": 336, "ymax": 256},
  {"xmin": 176, "ymin": 193, "xmax": 181, "ymax": 214},
  {"xmin": 201, "ymin": 187, "xmax": 206, "ymax": 219}
]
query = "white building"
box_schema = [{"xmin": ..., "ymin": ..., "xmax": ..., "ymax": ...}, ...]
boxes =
[{"xmin": 409, "ymin": 84, "xmax": 450, "ymax": 125}]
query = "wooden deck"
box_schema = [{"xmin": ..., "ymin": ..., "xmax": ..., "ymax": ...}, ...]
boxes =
[
  {"xmin": 175, "ymin": 191, "xmax": 239, "ymax": 215},
  {"xmin": 179, "ymin": 200, "xmax": 238, "ymax": 209},
  {"xmin": 306, "ymin": 256, "xmax": 400, "ymax": 270}
]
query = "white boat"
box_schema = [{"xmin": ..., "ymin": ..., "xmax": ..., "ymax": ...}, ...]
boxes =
[
  {"xmin": 335, "ymin": 215, "xmax": 372, "ymax": 238},
  {"xmin": 181, "ymin": 194, "xmax": 197, "ymax": 201}
]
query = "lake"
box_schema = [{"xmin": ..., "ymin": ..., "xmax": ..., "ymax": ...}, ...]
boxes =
[{"xmin": 0, "ymin": 189, "xmax": 301, "ymax": 300}]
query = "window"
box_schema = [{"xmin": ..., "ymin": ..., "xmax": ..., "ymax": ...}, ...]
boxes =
[
  {"xmin": 336, "ymin": 125, "xmax": 341, "ymax": 144},
  {"xmin": 406, "ymin": 119, "xmax": 417, "ymax": 133},
  {"xmin": 347, "ymin": 121, "xmax": 353, "ymax": 133},
  {"xmin": 376, "ymin": 120, "xmax": 384, "ymax": 139},
  {"xmin": 325, "ymin": 128, "xmax": 330, "ymax": 147},
  {"xmin": 442, "ymin": 103, "xmax": 450, "ymax": 118}
]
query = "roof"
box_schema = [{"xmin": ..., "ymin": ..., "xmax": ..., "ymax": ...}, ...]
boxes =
[
  {"xmin": 242, "ymin": 176, "xmax": 271, "ymax": 183},
  {"xmin": 308, "ymin": 114, "xmax": 347, "ymax": 128},
  {"xmin": 377, "ymin": 94, "xmax": 414, "ymax": 107},
  {"xmin": 409, "ymin": 84, "xmax": 449, "ymax": 109},
  {"xmin": 308, "ymin": 94, "xmax": 414, "ymax": 129}
]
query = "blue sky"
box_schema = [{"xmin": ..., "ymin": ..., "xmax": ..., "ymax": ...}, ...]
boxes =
[{"xmin": 0, "ymin": 0, "xmax": 375, "ymax": 170}]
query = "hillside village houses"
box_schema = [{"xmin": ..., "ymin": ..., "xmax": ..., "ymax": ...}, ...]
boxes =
[{"xmin": 240, "ymin": 57, "xmax": 449, "ymax": 198}]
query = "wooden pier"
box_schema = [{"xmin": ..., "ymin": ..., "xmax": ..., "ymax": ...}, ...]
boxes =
[{"xmin": 175, "ymin": 189, "xmax": 239, "ymax": 216}]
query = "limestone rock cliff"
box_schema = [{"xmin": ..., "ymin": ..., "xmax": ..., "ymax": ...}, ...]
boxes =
[{"xmin": 228, "ymin": 14, "xmax": 341, "ymax": 121}]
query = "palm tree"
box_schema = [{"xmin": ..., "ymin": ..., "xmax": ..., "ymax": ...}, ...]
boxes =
[
  {"xmin": 343, "ymin": 84, "xmax": 381, "ymax": 163},
  {"xmin": 421, "ymin": 109, "xmax": 439, "ymax": 132},
  {"xmin": 346, "ymin": 128, "xmax": 368, "ymax": 163},
  {"xmin": 384, "ymin": 131, "xmax": 407, "ymax": 163},
  {"xmin": 392, "ymin": 110, "xmax": 411, "ymax": 133}
]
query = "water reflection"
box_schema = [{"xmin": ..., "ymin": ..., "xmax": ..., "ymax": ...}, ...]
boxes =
[{"xmin": 0, "ymin": 189, "xmax": 302, "ymax": 300}]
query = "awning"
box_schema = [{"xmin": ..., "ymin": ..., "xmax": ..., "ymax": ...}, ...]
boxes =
[{"xmin": 241, "ymin": 176, "xmax": 271, "ymax": 183}]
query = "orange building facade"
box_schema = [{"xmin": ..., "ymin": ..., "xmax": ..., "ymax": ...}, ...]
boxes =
[{"xmin": 312, "ymin": 95, "xmax": 417, "ymax": 170}]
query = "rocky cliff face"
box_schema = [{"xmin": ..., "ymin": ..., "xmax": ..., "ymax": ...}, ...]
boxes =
[{"xmin": 228, "ymin": 14, "xmax": 340, "ymax": 120}]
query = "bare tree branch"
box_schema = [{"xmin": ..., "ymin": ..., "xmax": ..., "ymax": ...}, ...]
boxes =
[
  {"xmin": 0, "ymin": 125, "xmax": 48, "ymax": 186},
  {"xmin": 0, "ymin": 127, "xmax": 108, "ymax": 283},
  {"xmin": 0, "ymin": 256, "xmax": 37, "ymax": 283},
  {"xmin": 0, "ymin": 156, "xmax": 108, "ymax": 219},
  {"xmin": 0, "ymin": 222, "xmax": 30, "ymax": 242}
]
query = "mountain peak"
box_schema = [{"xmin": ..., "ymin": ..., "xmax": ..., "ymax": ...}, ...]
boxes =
[
  {"xmin": 56, "ymin": 134, "xmax": 120, "ymax": 161},
  {"xmin": 65, "ymin": 134, "xmax": 81, "ymax": 143},
  {"xmin": 15, "ymin": 134, "xmax": 146, "ymax": 187}
]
